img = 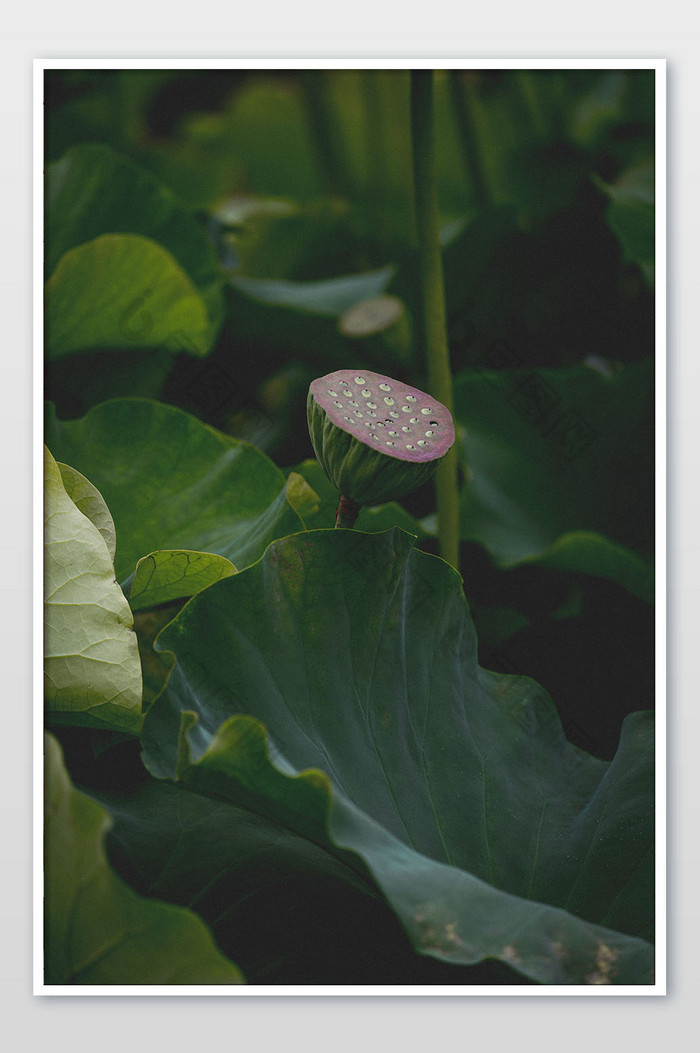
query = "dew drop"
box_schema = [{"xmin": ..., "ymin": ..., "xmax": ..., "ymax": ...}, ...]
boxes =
[
  {"xmin": 384, "ymin": 397, "xmax": 395, "ymax": 406},
  {"xmin": 355, "ymin": 376, "xmax": 366, "ymax": 385},
  {"xmin": 379, "ymin": 382, "xmax": 391, "ymax": 392}
]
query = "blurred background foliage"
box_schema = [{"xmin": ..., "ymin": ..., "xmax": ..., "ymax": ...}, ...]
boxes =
[{"xmin": 44, "ymin": 66, "xmax": 655, "ymax": 759}]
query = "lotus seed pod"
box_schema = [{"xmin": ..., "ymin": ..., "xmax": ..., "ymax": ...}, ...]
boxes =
[{"xmin": 307, "ymin": 369, "xmax": 455, "ymax": 509}]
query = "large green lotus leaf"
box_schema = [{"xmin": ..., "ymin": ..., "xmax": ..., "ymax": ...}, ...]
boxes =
[
  {"xmin": 595, "ymin": 161, "xmax": 655, "ymax": 285},
  {"xmin": 45, "ymin": 399, "xmax": 305, "ymax": 582},
  {"xmin": 44, "ymin": 448, "xmax": 142, "ymax": 733},
  {"xmin": 146, "ymin": 529, "xmax": 654, "ymax": 984},
  {"xmin": 45, "ymin": 143, "xmax": 223, "ymax": 317},
  {"xmin": 44, "ymin": 733, "xmax": 243, "ymax": 985},
  {"xmin": 129, "ymin": 550, "xmax": 237, "ymax": 612},
  {"xmin": 288, "ymin": 459, "xmax": 429, "ymax": 537},
  {"xmin": 46, "ymin": 234, "xmax": 213, "ymax": 358},
  {"xmin": 454, "ymin": 359, "xmax": 655, "ymax": 602},
  {"xmin": 82, "ymin": 758, "xmax": 528, "ymax": 985}
]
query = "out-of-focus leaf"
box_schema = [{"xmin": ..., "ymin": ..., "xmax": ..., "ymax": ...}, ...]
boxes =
[
  {"xmin": 231, "ymin": 267, "xmax": 394, "ymax": 317},
  {"xmin": 143, "ymin": 529, "xmax": 654, "ymax": 984},
  {"xmin": 226, "ymin": 266, "xmax": 397, "ymax": 370},
  {"xmin": 46, "ymin": 235, "xmax": 213, "ymax": 358},
  {"xmin": 595, "ymin": 161, "xmax": 655, "ymax": 285},
  {"xmin": 454, "ymin": 359, "xmax": 654, "ymax": 601},
  {"xmin": 217, "ymin": 195, "xmax": 358, "ymax": 281},
  {"xmin": 129, "ymin": 550, "xmax": 237, "ymax": 612},
  {"xmin": 45, "ymin": 142, "xmax": 223, "ymax": 316},
  {"xmin": 284, "ymin": 471, "xmax": 321, "ymax": 523},
  {"xmin": 46, "ymin": 399, "xmax": 305, "ymax": 583},
  {"xmin": 44, "ymin": 733, "xmax": 243, "ymax": 985},
  {"xmin": 44, "ymin": 448, "xmax": 142, "ymax": 733}
]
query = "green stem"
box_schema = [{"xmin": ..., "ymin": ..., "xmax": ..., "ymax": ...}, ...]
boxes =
[
  {"xmin": 335, "ymin": 494, "xmax": 362, "ymax": 529},
  {"xmin": 448, "ymin": 71, "xmax": 491, "ymax": 211},
  {"xmin": 410, "ymin": 70, "xmax": 460, "ymax": 570},
  {"xmin": 299, "ymin": 71, "xmax": 349, "ymax": 200}
]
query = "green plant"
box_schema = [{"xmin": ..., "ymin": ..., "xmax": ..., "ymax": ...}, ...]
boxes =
[{"xmin": 43, "ymin": 66, "xmax": 657, "ymax": 987}]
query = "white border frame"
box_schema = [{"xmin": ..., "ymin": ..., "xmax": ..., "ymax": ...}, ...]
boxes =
[{"xmin": 33, "ymin": 57, "xmax": 666, "ymax": 997}]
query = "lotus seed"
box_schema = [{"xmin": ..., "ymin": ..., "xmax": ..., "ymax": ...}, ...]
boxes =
[
  {"xmin": 410, "ymin": 416, "xmax": 419, "ymax": 423},
  {"xmin": 367, "ymin": 411, "xmax": 377, "ymax": 417},
  {"xmin": 418, "ymin": 439, "xmax": 428, "ymax": 446},
  {"xmin": 406, "ymin": 444, "xmax": 415, "ymax": 450},
  {"xmin": 384, "ymin": 397, "xmax": 395, "ymax": 406},
  {"xmin": 421, "ymin": 407, "xmax": 431, "ymax": 415},
  {"xmin": 348, "ymin": 399, "xmax": 358, "ymax": 407},
  {"xmin": 402, "ymin": 405, "xmax": 411, "ymax": 412},
  {"xmin": 402, "ymin": 426, "xmax": 411, "ymax": 433},
  {"xmin": 354, "ymin": 409, "xmax": 363, "ymax": 417},
  {"xmin": 425, "ymin": 429, "xmax": 435, "ymax": 437},
  {"xmin": 367, "ymin": 401, "xmax": 377, "ymax": 409},
  {"xmin": 389, "ymin": 430, "xmax": 398, "ymax": 436},
  {"xmin": 355, "ymin": 376, "xmax": 366, "ymax": 384},
  {"xmin": 362, "ymin": 389, "xmax": 372, "ymax": 398},
  {"xmin": 379, "ymin": 383, "xmax": 391, "ymax": 392},
  {"xmin": 327, "ymin": 389, "xmax": 338, "ymax": 396},
  {"xmin": 386, "ymin": 440, "xmax": 395, "ymax": 446},
  {"xmin": 389, "ymin": 411, "xmax": 399, "ymax": 419},
  {"xmin": 406, "ymin": 395, "xmax": 417, "ymax": 402},
  {"xmin": 333, "ymin": 400, "xmax": 343, "ymax": 407}
]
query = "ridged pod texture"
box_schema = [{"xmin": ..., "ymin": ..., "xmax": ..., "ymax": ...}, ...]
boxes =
[{"xmin": 307, "ymin": 370, "xmax": 455, "ymax": 506}]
